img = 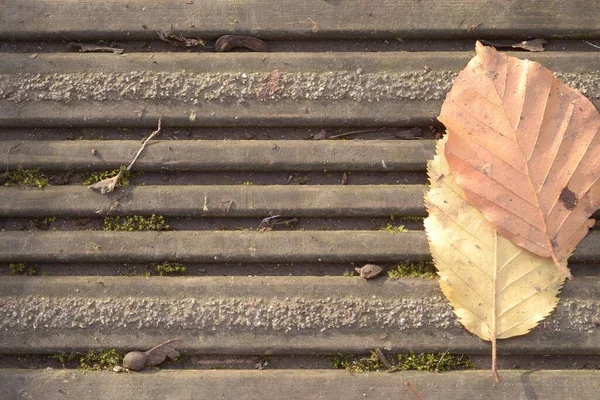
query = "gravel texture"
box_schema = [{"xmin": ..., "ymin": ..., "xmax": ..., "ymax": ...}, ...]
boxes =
[
  {"xmin": 1, "ymin": 293, "xmax": 598, "ymax": 334},
  {"xmin": 0, "ymin": 71, "xmax": 456, "ymax": 103},
  {"xmin": 0, "ymin": 295, "xmax": 458, "ymax": 333},
  {"xmin": 0, "ymin": 70, "xmax": 597, "ymax": 105}
]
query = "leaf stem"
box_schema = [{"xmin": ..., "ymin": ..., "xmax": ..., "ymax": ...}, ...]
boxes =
[
  {"xmin": 492, "ymin": 333, "xmax": 500, "ymax": 383},
  {"xmin": 491, "ymin": 231, "xmax": 501, "ymax": 383}
]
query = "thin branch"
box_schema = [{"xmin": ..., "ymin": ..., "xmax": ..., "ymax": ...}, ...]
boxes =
[
  {"xmin": 375, "ymin": 348, "xmax": 393, "ymax": 369},
  {"xmin": 330, "ymin": 127, "xmax": 385, "ymax": 139},
  {"xmin": 127, "ymin": 118, "xmax": 162, "ymax": 171},
  {"xmin": 584, "ymin": 41, "xmax": 600, "ymax": 50},
  {"xmin": 435, "ymin": 350, "xmax": 448, "ymax": 372},
  {"xmin": 89, "ymin": 118, "xmax": 162, "ymax": 194}
]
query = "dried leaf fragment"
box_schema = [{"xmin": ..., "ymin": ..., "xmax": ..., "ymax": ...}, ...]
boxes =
[
  {"xmin": 67, "ymin": 42, "xmax": 124, "ymax": 54},
  {"xmin": 215, "ymin": 35, "xmax": 267, "ymax": 52},
  {"xmin": 479, "ymin": 38, "xmax": 547, "ymax": 52},
  {"xmin": 425, "ymin": 136, "xmax": 566, "ymax": 381},
  {"xmin": 88, "ymin": 170, "xmax": 121, "ymax": 194},
  {"xmin": 439, "ymin": 42, "xmax": 600, "ymax": 278},
  {"xmin": 157, "ymin": 31, "xmax": 205, "ymax": 48},
  {"xmin": 123, "ymin": 339, "xmax": 180, "ymax": 371}
]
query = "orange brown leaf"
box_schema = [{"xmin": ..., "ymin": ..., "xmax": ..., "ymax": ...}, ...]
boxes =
[{"xmin": 438, "ymin": 42, "xmax": 600, "ymax": 278}]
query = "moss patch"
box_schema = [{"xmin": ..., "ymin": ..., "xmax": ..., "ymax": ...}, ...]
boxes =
[
  {"xmin": 331, "ymin": 351, "xmax": 474, "ymax": 373},
  {"xmin": 83, "ymin": 167, "xmax": 132, "ymax": 186},
  {"xmin": 330, "ymin": 352, "xmax": 384, "ymax": 372},
  {"xmin": 395, "ymin": 352, "xmax": 475, "ymax": 372},
  {"xmin": 379, "ymin": 223, "xmax": 408, "ymax": 234},
  {"xmin": 387, "ymin": 261, "xmax": 437, "ymax": 279},
  {"xmin": 149, "ymin": 262, "xmax": 187, "ymax": 276},
  {"xmin": 103, "ymin": 214, "xmax": 169, "ymax": 231},
  {"xmin": 3, "ymin": 167, "xmax": 48, "ymax": 188},
  {"xmin": 28, "ymin": 216, "xmax": 56, "ymax": 230},
  {"xmin": 50, "ymin": 352, "xmax": 77, "ymax": 366},
  {"xmin": 9, "ymin": 262, "xmax": 37, "ymax": 276},
  {"xmin": 402, "ymin": 215, "xmax": 425, "ymax": 221},
  {"xmin": 79, "ymin": 349, "xmax": 123, "ymax": 371}
]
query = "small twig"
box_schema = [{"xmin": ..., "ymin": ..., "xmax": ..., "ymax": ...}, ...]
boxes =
[
  {"xmin": 127, "ymin": 118, "xmax": 162, "ymax": 171},
  {"xmin": 435, "ymin": 350, "xmax": 448, "ymax": 372},
  {"xmin": 374, "ymin": 348, "xmax": 393, "ymax": 369},
  {"xmin": 266, "ymin": 218, "xmax": 298, "ymax": 226},
  {"xmin": 405, "ymin": 381, "xmax": 424, "ymax": 400},
  {"xmin": 5, "ymin": 142, "xmax": 22, "ymax": 174},
  {"xmin": 584, "ymin": 40, "xmax": 600, "ymax": 50},
  {"xmin": 330, "ymin": 127, "xmax": 385, "ymax": 139}
]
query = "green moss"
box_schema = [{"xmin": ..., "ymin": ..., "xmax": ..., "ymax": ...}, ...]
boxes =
[
  {"xmin": 103, "ymin": 214, "xmax": 169, "ymax": 231},
  {"xmin": 242, "ymin": 181, "xmax": 254, "ymax": 186},
  {"xmin": 330, "ymin": 354, "xmax": 354, "ymax": 370},
  {"xmin": 395, "ymin": 352, "xmax": 474, "ymax": 372},
  {"xmin": 149, "ymin": 262, "xmax": 187, "ymax": 276},
  {"xmin": 293, "ymin": 175, "xmax": 311, "ymax": 185},
  {"xmin": 402, "ymin": 216, "xmax": 425, "ymax": 221},
  {"xmin": 387, "ymin": 261, "xmax": 437, "ymax": 279},
  {"xmin": 3, "ymin": 167, "xmax": 48, "ymax": 188},
  {"xmin": 9, "ymin": 262, "xmax": 37, "ymax": 276},
  {"xmin": 79, "ymin": 349, "xmax": 123, "ymax": 371},
  {"xmin": 83, "ymin": 167, "xmax": 131, "ymax": 186},
  {"xmin": 173, "ymin": 354, "xmax": 185, "ymax": 363},
  {"xmin": 330, "ymin": 352, "xmax": 384, "ymax": 373},
  {"xmin": 28, "ymin": 217, "xmax": 56, "ymax": 230},
  {"xmin": 331, "ymin": 351, "xmax": 474, "ymax": 373},
  {"xmin": 50, "ymin": 352, "xmax": 77, "ymax": 365},
  {"xmin": 379, "ymin": 223, "xmax": 408, "ymax": 234}
]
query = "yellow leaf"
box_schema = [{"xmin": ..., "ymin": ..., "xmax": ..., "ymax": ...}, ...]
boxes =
[{"xmin": 424, "ymin": 136, "xmax": 566, "ymax": 381}]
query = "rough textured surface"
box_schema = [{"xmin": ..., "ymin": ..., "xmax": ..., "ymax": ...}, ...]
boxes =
[
  {"xmin": 1, "ymin": 277, "xmax": 599, "ymax": 355},
  {"xmin": 0, "ymin": 294, "xmax": 457, "ymax": 333},
  {"xmin": 2, "ymin": 71, "xmax": 598, "ymax": 104},
  {"xmin": 1, "ymin": 284, "xmax": 598, "ymax": 334},
  {"xmin": 0, "ymin": 52, "xmax": 597, "ymax": 127},
  {"xmin": 0, "ymin": 71, "xmax": 457, "ymax": 103}
]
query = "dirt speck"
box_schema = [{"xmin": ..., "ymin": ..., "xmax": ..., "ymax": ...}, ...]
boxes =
[{"xmin": 559, "ymin": 187, "xmax": 578, "ymax": 210}]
